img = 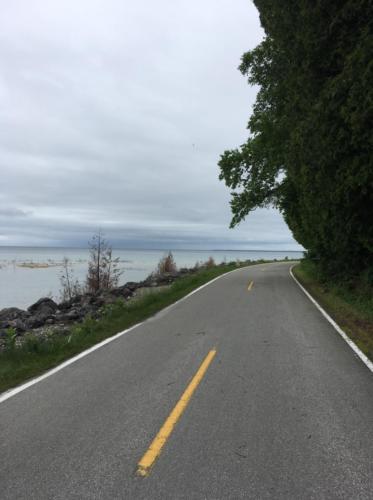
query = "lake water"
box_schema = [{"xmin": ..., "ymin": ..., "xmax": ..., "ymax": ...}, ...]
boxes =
[{"xmin": 0, "ymin": 247, "xmax": 303, "ymax": 310}]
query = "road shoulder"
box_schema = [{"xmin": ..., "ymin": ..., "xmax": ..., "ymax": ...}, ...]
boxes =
[{"xmin": 291, "ymin": 263, "xmax": 373, "ymax": 371}]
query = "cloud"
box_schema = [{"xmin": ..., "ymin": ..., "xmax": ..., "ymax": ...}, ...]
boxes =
[
  {"xmin": 0, "ymin": 0, "xmax": 303, "ymax": 250},
  {"xmin": 0, "ymin": 207, "xmax": 31, "ymax": 217}
]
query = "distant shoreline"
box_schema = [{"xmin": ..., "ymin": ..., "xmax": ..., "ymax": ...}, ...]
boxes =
[
  {"xmin": 0, "ymin": 245, "xmax": 303, "ymax": 253},
  {"xmin": 0, "ymin": 248, "xmax": 304, "ymax": 310}
]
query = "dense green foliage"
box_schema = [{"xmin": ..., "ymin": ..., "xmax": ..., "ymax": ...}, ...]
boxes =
[{"xmin": 219, "ymin": 1, "xmax": 373, "ymax": 280}]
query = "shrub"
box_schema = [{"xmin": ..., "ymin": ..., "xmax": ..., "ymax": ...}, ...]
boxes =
[
  {"xmin": 59, "ymin": 257, "xmax": 82, "ymax": 301},
  {"xmin": 205, "ymin": 256, "xmax": 216, "ymax": 268},
  {"xmin": 86, "ymin": 231, "xmax": 122, "ymax": 293},
  {"xmin": 156, "ymin": 251, "xmax": 177, "ymax": 275},
  {"xmin": 4, "ymin": 327, "xmax": 17, "ymax": 351}
]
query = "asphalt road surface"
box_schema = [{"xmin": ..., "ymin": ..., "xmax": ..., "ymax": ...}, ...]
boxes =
[{"xmin": 1, "ymin": 262, "xmax": 372, "ymax": 499}]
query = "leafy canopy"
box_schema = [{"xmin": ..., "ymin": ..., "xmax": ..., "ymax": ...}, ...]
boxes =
[{"xmin": 219, "ymin": 1, "xmax": 373, "ymax": 280}]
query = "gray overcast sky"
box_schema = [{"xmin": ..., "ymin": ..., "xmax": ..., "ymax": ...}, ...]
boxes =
[{"xmin": 0, "ymin": 0, "xmax": 302, "ymax": 250}]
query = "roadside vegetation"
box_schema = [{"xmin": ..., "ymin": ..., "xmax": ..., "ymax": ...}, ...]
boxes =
[
  {"xmin": 0, "ymin": 257, "xmax": 279, "ymax": 393},
  {"xmin": 60, "ymin": 231, "xmax": 122, "ymax": 301},
  {"xmin": 293, "ymin": 259, "xmax": 373, "ymax": 361},
  {"xmin": 219, "ymin": 2, "xmax": 372, "ymax": 286},
  {"xmin": 155, "ymin": 251, "xmax": 177, "ymax": 275}
]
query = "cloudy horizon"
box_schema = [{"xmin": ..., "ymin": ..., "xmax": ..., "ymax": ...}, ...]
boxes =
[{"xmin": 0, "ymin": 0, "xmax": 303, "ymax": 251}]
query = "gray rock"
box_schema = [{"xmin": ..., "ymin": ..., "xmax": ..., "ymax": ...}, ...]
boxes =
[
  {"xmin": 123, "ymin": 282, "xmax": 140, "ymax": 292},
  {"xmin": 64, "ymin": 309, "xmax": 82, "ymax": 321},
  {"xmin": 0, "ymin": 307, "xmax": 29, "ymax": 321},
  {"xmin": 28, "ymin": 297, "xmax": 58, "ymax": 315},
  {"xmin": 8, "ymin": 319, "xmax": 27, "ymax": 332},
  {"xmin": 26, "ymin": 316, "xmax": 46, "ymax": 329},
  {"xmin": 54, "ymin": 326, "xmax": 70, "ymax": 336},
  {"xmin": 91, "ymin": 295, "xmax": 105, "ymax": 307},
  {"xmin": 0, "ymin": 308, "xmax": 31, "ymax": 334},
  {"xmin": 26, "ymin": 298, "xmax": 59, "ymax": 327},
  {"xmin": 0, "ymin": 264, "xmax": 196, "ymax": 351},
  {"xmin": 58, "ymin": 300, "xmax": 73, "ymax": 311},
  {"xmin": 109, "ymin": 286, "xmax": 133, "ymax": 299}
]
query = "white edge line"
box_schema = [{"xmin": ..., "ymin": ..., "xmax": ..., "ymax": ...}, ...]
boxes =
[
  {"xmin": 0, "ymin": 263, "xmax": 262, "ymax": 404},
  {"xmin": 290, "ymin": 265, "xmax": 373, "ymax": 373}
]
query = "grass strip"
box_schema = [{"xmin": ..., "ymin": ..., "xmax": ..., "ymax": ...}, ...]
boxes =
[
  {"xmin": 0, "ymin": 261, "xmax": 270, "ymax": 394},
  {"xmin": 293, "ymin": 260, "xmax": 373, "ymax": 361}
]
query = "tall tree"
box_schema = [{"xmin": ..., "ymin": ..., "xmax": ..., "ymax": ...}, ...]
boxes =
[{"xmin": 219, "ymin": 1, "xmax": 373, "ymax": 279}]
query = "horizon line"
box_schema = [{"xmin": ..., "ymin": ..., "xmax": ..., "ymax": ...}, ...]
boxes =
[{"xmin": 0, "ymin": 244, "xmax": 304, "ymax": 253}]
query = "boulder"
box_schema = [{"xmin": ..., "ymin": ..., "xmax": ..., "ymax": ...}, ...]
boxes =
[
  {"xmin": 0, "ymin": 308, "xmax": 31, "ymax": 334},
  {"xmin": 8, "ymin": 319, "xmax": 27, "ymax": 332},
  {"xmin": 0, "ymin": 307, "xmax": 29, "ymax": 321},
  {"xmin": 146, "ymin": 272, "xmax": 180, "ymax": 286},
  {"xmin": 0, "ymin": 264, "xmax": 196, "ymax": 350},
  {"xmin": 27, "ymin": 298, "xmax": 59, "ymax": 327},
  {"xmin": 179, "ymin": 267, "xmax": 195, "ymax": 275},
  {"xmin": 26, "ymin": 316, "xmax": 47, "ymax": 329},
  {"xmin": 123, "ymin": 282, "xmax": 140, "ymax": 292},
  {"xmin": 109, "ymin": 286, "xmax": 133, "ymax": 299},
  {"xmin": 58, "ymin": 300, "xmax": 73, "ymax": 311},
  {"xmin": 91, "ymin": 295, "xmax": 106, "ymax": 307},
  {"xmin": 61, "ymin": 309, "xmax": 82, "ymax": 321},
  {"xmin": 28, "ymin": 297, "xmax": 58, "ymax": 315}
]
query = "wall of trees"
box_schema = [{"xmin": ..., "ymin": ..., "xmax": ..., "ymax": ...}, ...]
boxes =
[{"xmin": 219, "ymin": 1, "xmax": 373, "ymax": 281}]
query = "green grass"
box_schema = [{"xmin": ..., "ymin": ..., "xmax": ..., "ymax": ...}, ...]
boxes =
[
  {"xmin": 0, "ymin": 261, "xmax": 273, "ymax": 394},
  {"xmin": 293, "ymin": 260, "xmax": 373, "ymax": 361}
]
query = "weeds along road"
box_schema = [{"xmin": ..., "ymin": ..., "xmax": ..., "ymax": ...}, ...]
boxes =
[{"xmin": 1, "ymin": 262, "xmax": 372, "ymax": 499}]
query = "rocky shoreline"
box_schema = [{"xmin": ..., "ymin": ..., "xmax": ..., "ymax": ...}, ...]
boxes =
[{"xmin": 0, "ymin": 267, "xmax": 198, "ymax": 349}]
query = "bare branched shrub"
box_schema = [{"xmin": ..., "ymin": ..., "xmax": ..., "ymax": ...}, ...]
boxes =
[
  {"xmin": 156, "ymin": 251, "xmax": 177, "ymax": 275},
  {"xmin": 205, "ymin": 256, "xmax": 216, "ymax": 268},
  {"xmin": 59, "ymin": 257, "xmax": 82, "ymax": 301},
  {"xmin": 86, "ymin": 231, "xmax": 122, "ymax": 293}
]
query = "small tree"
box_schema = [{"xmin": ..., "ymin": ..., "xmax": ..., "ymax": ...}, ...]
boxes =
[
  {"xmin": 86, "ymin": 231, "xmax": 122, "ymax": 293},
  {"xmin": 59, "ymin": 257, "xmax": 82, "ymax": 301},
  {"xmin": 156, "ymin": 251, "xmax": 177, "ymax": 275}
]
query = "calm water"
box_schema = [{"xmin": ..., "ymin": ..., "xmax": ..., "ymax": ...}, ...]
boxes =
[{"xmin": 0, "ymin": 247, "xmax": 303, "ymax": 310}]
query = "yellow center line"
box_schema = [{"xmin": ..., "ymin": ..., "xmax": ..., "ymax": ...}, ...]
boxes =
[
  {"xmin": 137, "ymin": 349, "xmax": 217, "ymax": 477},
  {"xmin": 247, "ymin": 280, "xmax": 254, "ymax": 291}
]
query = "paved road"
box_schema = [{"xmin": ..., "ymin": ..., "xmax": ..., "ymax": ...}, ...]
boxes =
[{"xmin": 1, "ymin": 262, "xmax": 372, "ymax": 499}]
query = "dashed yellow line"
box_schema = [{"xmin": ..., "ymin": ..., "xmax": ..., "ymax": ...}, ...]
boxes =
[
  {"xmin": 247, "ymin": 280, "xmax": 254, "ymax": 291},
  {"xmin": 137, "ymin": 349, "xmax": 217, "ymax": 477}
]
